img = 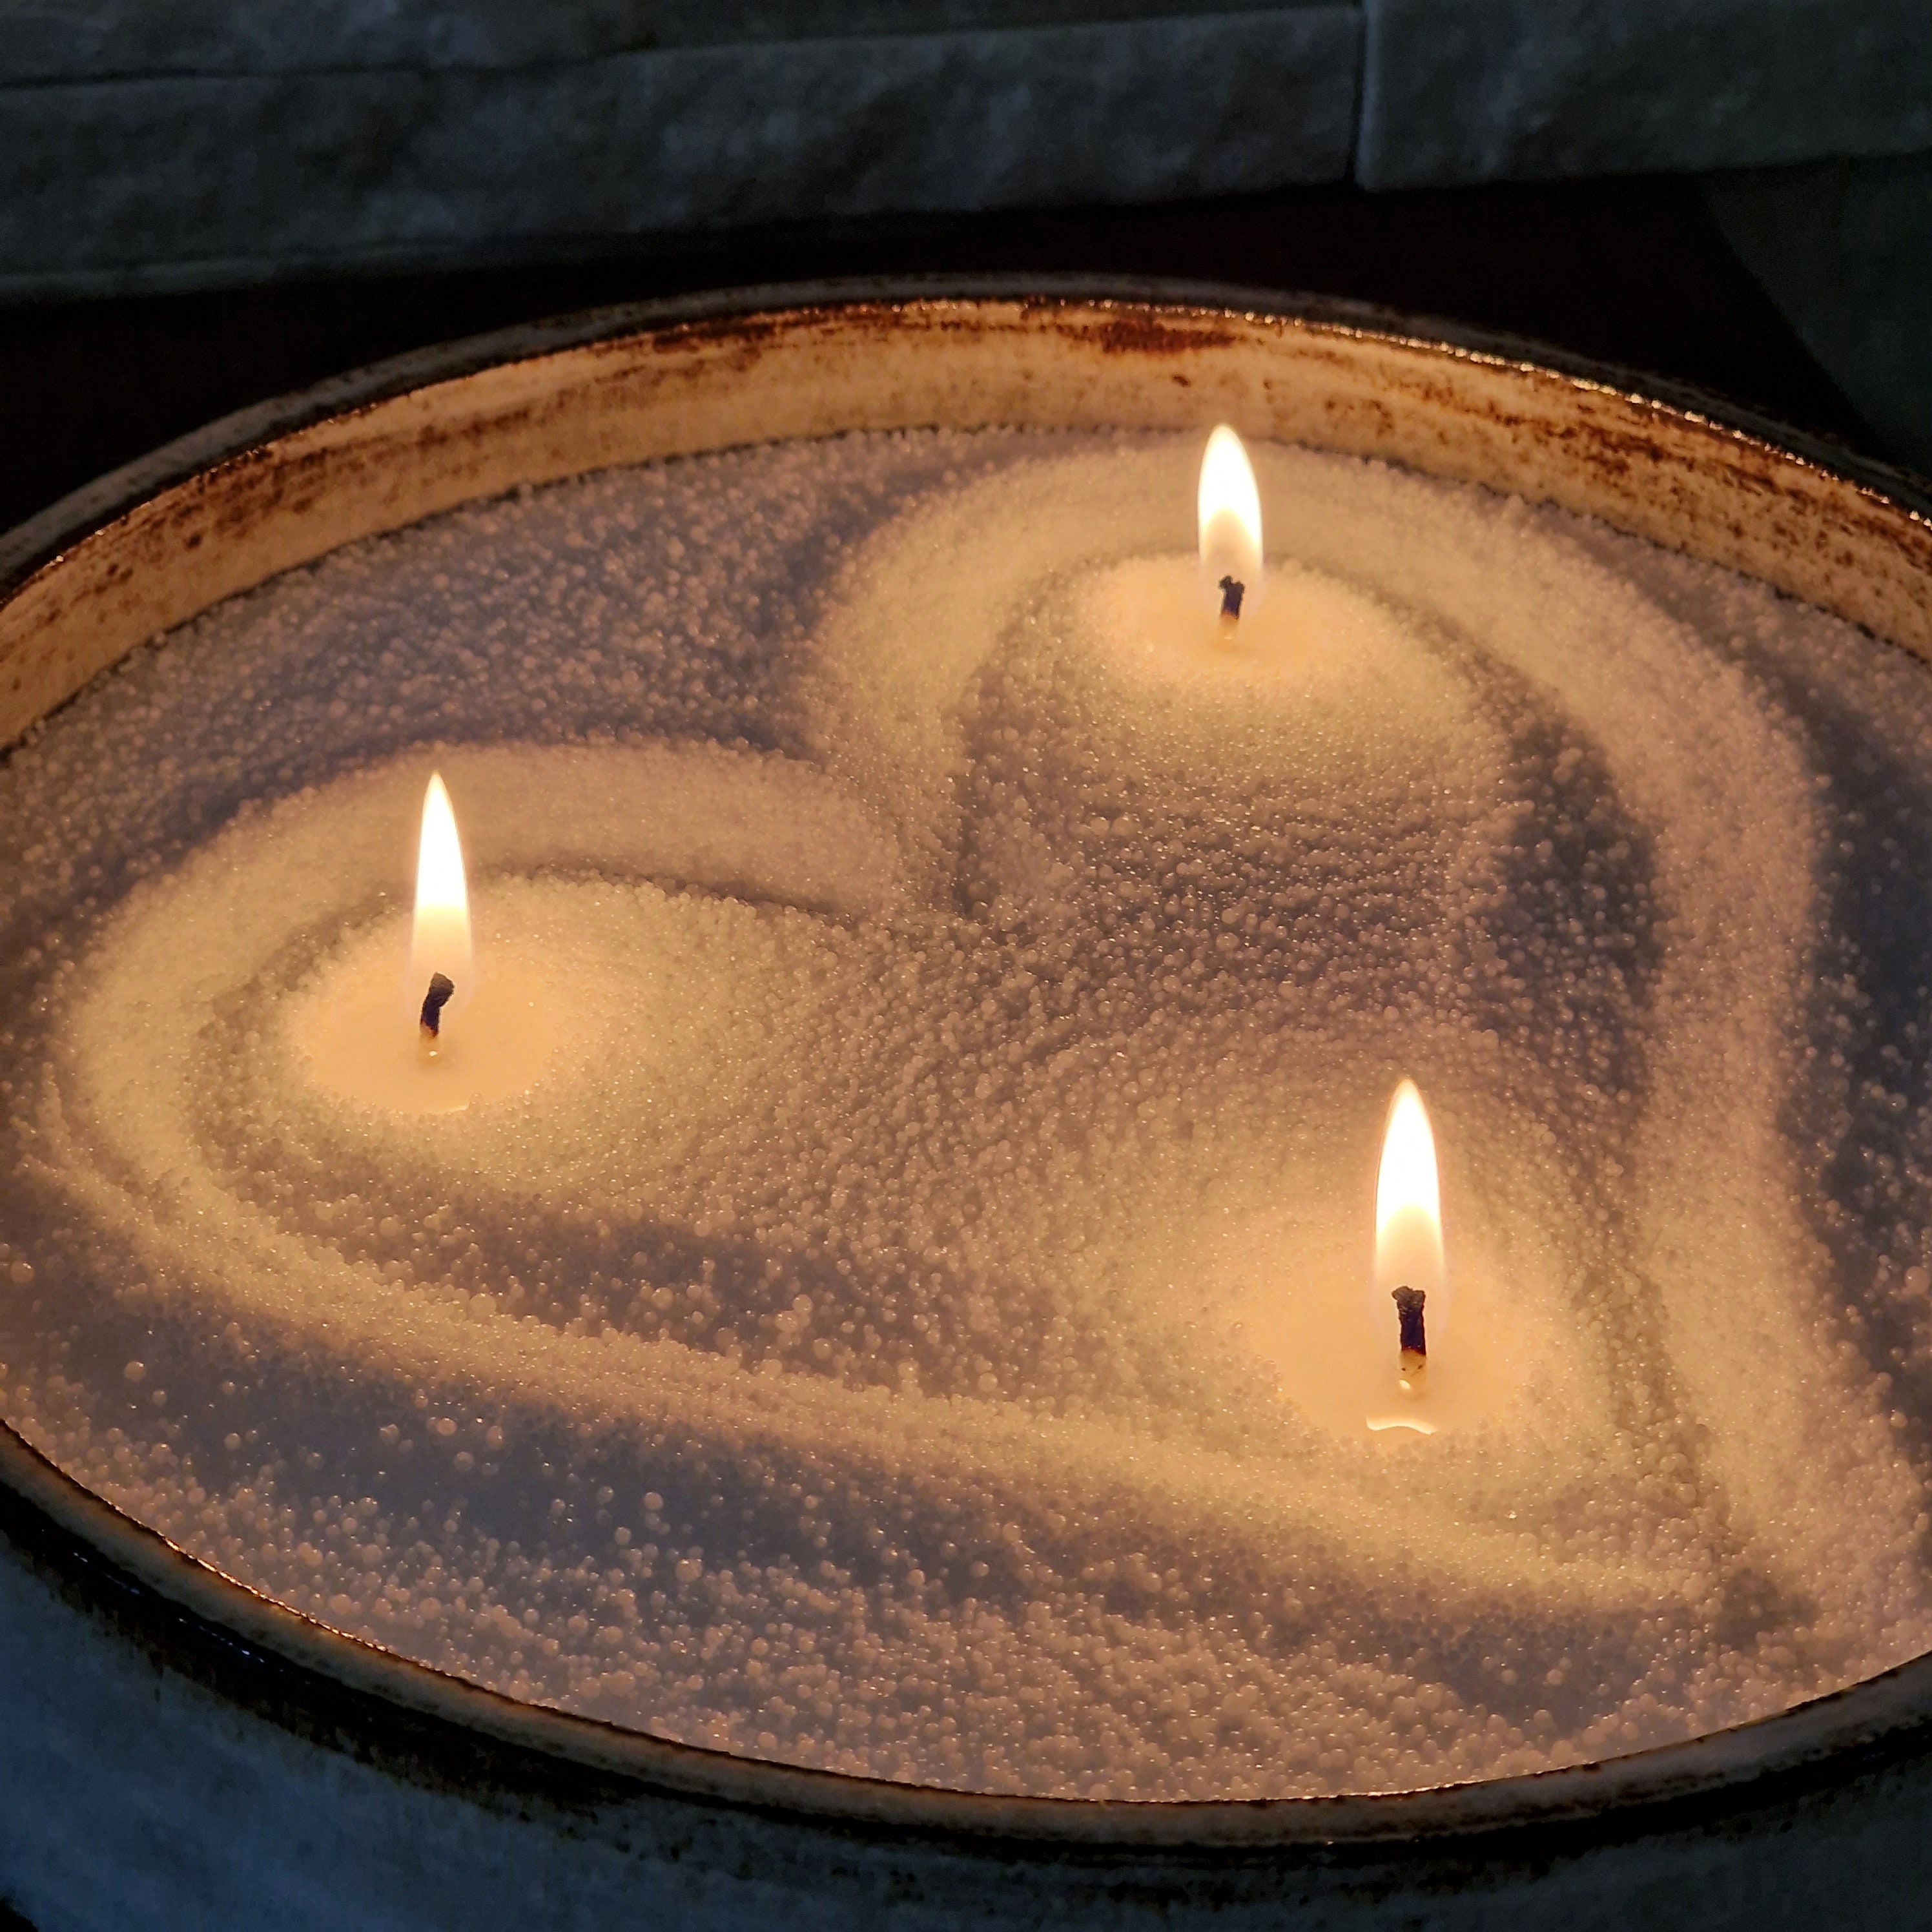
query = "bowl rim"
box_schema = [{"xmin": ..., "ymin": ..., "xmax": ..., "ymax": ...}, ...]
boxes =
[
  {"xmin": 6, "ymin": 274, "xmax": 1932, "ymax": 1860},
  {"xmin": 6, "ymin": 273, "xmax": 1927, "ymax": 600}
]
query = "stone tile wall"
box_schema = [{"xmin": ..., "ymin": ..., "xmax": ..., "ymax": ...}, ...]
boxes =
[
  {"xmin": 3, "ymin": 1, "xmax": 1927, "ymax": 297},
  {"xmin": 1, "ymin": 1, "xmax": 1926, "ymax": 473},
  {"xmin": 1, "ymin": 7, "xmax": 1359, "ymax": 296},
  {"xmin": 1357, "ymin": 0, "xmax": 1929, "ymax": 189}
]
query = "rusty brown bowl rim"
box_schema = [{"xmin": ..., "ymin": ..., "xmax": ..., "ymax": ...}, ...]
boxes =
[{"xmin": 5, "ymin": 278, "xmax": 1932, "ymax": 1862}]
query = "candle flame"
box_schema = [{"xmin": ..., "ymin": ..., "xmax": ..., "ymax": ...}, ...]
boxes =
[
  {"xmin": 1197, "ymin": 424, "xmax": 1264, "ymax": 621},
  {"xmin": 411, "ymin": 772, "xmax": 471, "ymax": 1000},
  {"xmin": 1374, "ymin": 1078, "xmax": 1444, "ymax": 1302}
]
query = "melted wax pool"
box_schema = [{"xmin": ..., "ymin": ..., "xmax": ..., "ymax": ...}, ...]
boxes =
[{"xmin": 1, "ymin": 430, "xmax": 1931, "ymax": 1801}]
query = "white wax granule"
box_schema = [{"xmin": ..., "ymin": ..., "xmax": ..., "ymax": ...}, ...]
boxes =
[{"xmin": 2, "ymin": 428, "xmax": 1931, "ymax": 1802}]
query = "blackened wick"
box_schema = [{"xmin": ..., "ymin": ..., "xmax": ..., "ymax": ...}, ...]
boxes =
[
  {"xmin": 1392, "ymin": 1286, "xmax": 1427, "ymax": 1369},
  {"xmin": 419, "ymin": 972, "xmax": 456, "ymax": 1038}
]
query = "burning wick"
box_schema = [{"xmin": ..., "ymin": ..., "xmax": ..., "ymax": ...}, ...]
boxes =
[
  {"xmin": 410, "ymin": 772, "xmax": 472, "ymax": 1060},
  {"xmin": 1375, "ymin": 1078, "xmax": 1443, "ymax": 1408},
  {"xmin": 419, "ymin": 971, "xmax": 456, "ymax": 1042},
  {"xmin": 1217, "ymin": 573, "xmax": 1246, "ymax": 633},
  {"xmin": 1392, "ymin": 1285, "xmax": 1427, "ymax": 1386},
  {"xmin": 1199, "ymin": 425, "xmax": 1262, "ymax": 644}
]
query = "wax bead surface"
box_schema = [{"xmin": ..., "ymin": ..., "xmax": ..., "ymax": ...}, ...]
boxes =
[{"xmin": 1, "ymin": 429, "xmax": 1929, "ymax": 1802}]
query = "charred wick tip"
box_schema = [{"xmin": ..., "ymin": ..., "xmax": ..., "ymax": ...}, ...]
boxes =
[
  {"xmin": 1392, "ymin": 1286, "xmax": 1428, "ymax": 1373},
  {"xmin": 1218, "ymin": 575, "xmax": 1246, "ymax": 621},
  {"xmin": 419, "ymin": 972, "xmax": 456, "ymax": 1038}
]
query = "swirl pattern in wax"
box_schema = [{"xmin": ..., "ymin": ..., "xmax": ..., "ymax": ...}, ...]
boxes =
[{"xmin": 0, "ymin": 430, "xmax": 1928, "ymax": 1800}]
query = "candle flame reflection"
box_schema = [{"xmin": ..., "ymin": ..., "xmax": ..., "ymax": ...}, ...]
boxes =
[
  {"xmin": 1197, "ymin": 425, "xmax": 1264, "ymax": 622},
  {"xmin": 411, "ymin": 772, "xmax": 472, "ymax": 1002},
  {"xmin": 1374, "ymin": 1078, "xmax": 1444, "ymax": 1306}
]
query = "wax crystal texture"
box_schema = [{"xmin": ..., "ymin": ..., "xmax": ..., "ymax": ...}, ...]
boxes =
[{"xmin": 1, "ymin": 431, "xmax": 1929, "ymax": 1801}]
